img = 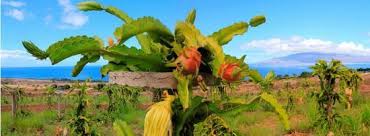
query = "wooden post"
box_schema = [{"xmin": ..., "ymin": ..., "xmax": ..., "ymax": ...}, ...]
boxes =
[
  {"xmin": 64, "ymin": 94, "xmax": 67, "ymax": 115},
  {"xmin": 151, "ymin": 88, "xmax": 162, "ymax": 102},
  {"xmin": 57, "ymin": 93, "xmax": 61, "ymax": 118},
  {"xmin": 56, "ymin": 91, "xmax": 65, "ymax": 119},
  {"xmin": 11, "ymin": 91, "xmax": 17, "ymax": 117}
]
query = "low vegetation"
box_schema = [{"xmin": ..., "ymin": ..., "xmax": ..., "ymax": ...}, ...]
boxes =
[{"xmin": 2, "ymin": 72, "xmax": 370, "ymax": 136}]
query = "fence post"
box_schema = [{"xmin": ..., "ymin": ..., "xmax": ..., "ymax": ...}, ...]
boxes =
[
  {"xmin": 151, "ymin": 88, "xmax": 162, "ymax": 102},
  {"xmin": 11, "ymin": 91, "xmax": 17, "ymax": 117},
  {"xmin": 57, "ymin": 93, "xmax": 61, "ymax": 118}
]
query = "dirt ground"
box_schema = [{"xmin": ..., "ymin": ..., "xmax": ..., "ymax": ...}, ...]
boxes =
[
  {"xmin": 235, "ymin": 73, "xmax": 370, "ymax": 95},
  {"xmin": 2, "ymin": 73, "xmax": 369, "ymax": 95}
]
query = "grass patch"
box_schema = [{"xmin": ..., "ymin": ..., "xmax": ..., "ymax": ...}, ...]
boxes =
[{"xmin": 1, "ymin": 111, "xmax": 58, "ymax": 136}]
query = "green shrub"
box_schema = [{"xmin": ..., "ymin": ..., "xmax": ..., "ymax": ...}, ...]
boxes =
[
  {"xmin": 194, "ymin": 114, "xmax": 236, "ymax": 136},
  {"xmin": 362, "ymin": 105, "xmax": 370, "ymax": 126},
  {"xmin": 68, "ymin": 81, "xmax": 99, "ymax": 136},
  {"xmin": 303, "ymin": 97, "xmax": 319, "ymax": 126},
  {"xmin": 339, "ymin": 115, "xmax": 362, "ymax": 135},
  {"xmin": 103, "ymin": 84, "xmax": 142, "ymax": 115},
  {"xmin": 1, "ymin": 96, "xmax": 9, "ymax": 104}
]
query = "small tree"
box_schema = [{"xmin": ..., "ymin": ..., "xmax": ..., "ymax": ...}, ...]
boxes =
[
  {"xmin": 340, "ymin": 69, "xmax": 362, "ymax": 109},
  {"xmin": 68, "ymin": 81, "xmax": 98, "ymax": 135},
  {"xmin": 310, "ymin": 59, "xmax": 348, "ymax": 131},
  {"xmin": 102, "ymin": 84, "xmax": 141, "ymax": 117},
  {"xmin": 283, "ymin": 82, "xmax": 295, "ymax": 112},
  {"xmin": 46, "ymin": 85, "xmax": 56, "ymax": 109},
  {"xmin": 299, "ymin": 71, "xmax": 312, "ymax": 78}
]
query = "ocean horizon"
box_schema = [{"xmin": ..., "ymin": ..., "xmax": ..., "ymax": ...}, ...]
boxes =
[{"xmin": 1, "ymin": 64, "xmax": 369, "ymax": 81}]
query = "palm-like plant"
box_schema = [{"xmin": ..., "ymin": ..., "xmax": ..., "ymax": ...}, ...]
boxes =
[
  {"xmin": 340, "ymin": 69, "xmax": 362, "ymax": 109},
  {"xmin": 46, "ymin": 85, "xmax": 56, "ymax": 109},
  {"xmin": 68, "ymin": 81, "xmax": 98, "ymax": 135},
  {"xmin": 310, "ymin": 59, "xmax": 348, "ymax": 130}
]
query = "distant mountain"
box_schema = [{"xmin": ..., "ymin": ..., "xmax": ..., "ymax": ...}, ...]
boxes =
[{"xmin": 253, "ymin": 52, "xmax": 370, "ymax": 67}]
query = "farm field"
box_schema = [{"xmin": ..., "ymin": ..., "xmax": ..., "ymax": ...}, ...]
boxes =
[
  {"xmin": 2, "ymin": 73, "xmax": 370, "ymax": 136},
  {"xmin": 2, "ymin": 1, "xmax": 370, "ymax": 136}
]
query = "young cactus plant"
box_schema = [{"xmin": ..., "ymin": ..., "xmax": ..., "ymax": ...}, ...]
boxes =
[
  {"xmin": 20, "ymin": 1, "xmax": 293, "ymax": 135},
  {"xmin": 310, "ymin": 59, "xmax": 355, "ymax": 131},
  {"xmin": 22, "ymin": 1, "xmax": 266, "ymax": 111},
  {"xmin": 247, "ymin": 69, "xmax": 291, "ymax": 130},
  {"xmin": 340, "ymin": 69, "xmax": 362, "ymax": 109}
]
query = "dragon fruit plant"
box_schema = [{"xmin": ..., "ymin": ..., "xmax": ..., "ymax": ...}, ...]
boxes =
[{"xmin": 23, "ymin": 1, "xmax": 290, "ymax": 135}]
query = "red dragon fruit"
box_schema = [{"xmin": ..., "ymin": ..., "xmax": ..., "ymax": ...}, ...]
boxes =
[
  {"xmin": 218, "ymin": 63, "xmax": 242, "ymax": 82},
  {"xmin": 176, "ymin": 47, "xmax": 202, "ymax": 74}
]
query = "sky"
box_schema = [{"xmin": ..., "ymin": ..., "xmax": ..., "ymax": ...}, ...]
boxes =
[{"xmin": 1, "ymin": 0, "xmax": 370, "ymax": 67}]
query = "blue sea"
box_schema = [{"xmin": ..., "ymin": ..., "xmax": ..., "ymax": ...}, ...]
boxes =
[
  {"xmin": 1, "ymin": 66, "xmax": 109, "ymax": 81},
  {"xmin": 1, "ymin": 64, "xmax": 369, "ymax": 81}
]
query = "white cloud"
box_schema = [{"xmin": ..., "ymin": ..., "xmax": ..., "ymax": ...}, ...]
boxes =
[
  {"xmin": 241, "ymin": 36, "xmax": 370, "ymax": 56},
  {"xmin": 5, "ymin": 9, "xmax": 25, "ymax": 21},
  {"xmin": 3, "ymin": 1, "xmax": 27, "ymax": 21},
  {"xmin": 2, "ymin": 0, "xmax": 26, "ymax": 7},
  {"xmin": 0, "ymin": 49, "xmax": 105, "ymax": 67},
  {"xmin": 0, "ymin": 49, "xmax": 33, "ymax": 60},
  {"xmin": 0, "ymin": 49, "xmax": 51, "ymax": 67},
  {"xmin": 58, "ymin": 0, "xmax": 88, "ymax": 28}
]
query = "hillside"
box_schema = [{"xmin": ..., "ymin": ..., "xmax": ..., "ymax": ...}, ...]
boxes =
[{"xmin": 253, "ymin": 52, "xmax": 370, "ymax": 67}]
